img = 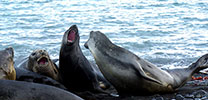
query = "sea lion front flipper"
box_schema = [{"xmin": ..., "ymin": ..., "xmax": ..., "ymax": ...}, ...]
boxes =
[{"xmin": 133, "ymin": 61, "xmax": 163, "ymax": 85}]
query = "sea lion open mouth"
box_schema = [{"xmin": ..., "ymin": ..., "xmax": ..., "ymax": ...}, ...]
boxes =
[
  {"xmin": 37, "ymin": 56, "xmax": 48, "ymax": 65},
  {"xmin": 67, "ymin": 30, "xmax": 76, "ymax": 43}
]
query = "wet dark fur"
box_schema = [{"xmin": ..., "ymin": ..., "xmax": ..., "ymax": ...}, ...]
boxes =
[
  {"xmin": 15, "ymin": 67, "xmax": 67, "ymax": 90},
  {"xmin": 59, "ymin": 25, "xmax": 105, "ymax": 92},
  {"xmin": 0, "ymin": 79, "xmax": 83, "ymax": 100}
]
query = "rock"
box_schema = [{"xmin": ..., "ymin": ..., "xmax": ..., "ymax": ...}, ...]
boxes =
[
  {"xmin": 192, "ymin": 90, "xmax": 208, "ymax": 98},
  {"xmin": 152, "ymin": 96, "xmax": 164, "ymax": 100},
  {"xmin": 201, "ymin": 96, "xmax": 208, "ymax": 100},
  {"xmin": 194, "ymin": 98, "xmax": 201, "ymax": 100},
  {"xmin": 175, "ymin": 94, "xmax": 185, "ymax": 100},
  {"xmin": 184, "ymin": 94, "xmax": 194, "ymax": 98}
]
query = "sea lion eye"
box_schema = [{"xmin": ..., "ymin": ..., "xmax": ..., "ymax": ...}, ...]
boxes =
[{"xmin": 31, "ymin": 52, "xmax": 36, "ymax": 56}]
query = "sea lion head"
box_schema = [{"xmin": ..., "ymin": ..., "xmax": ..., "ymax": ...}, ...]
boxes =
[
  {"xmin": 0, "ymin": 47, "xmax": 16, "ymax": 80},
  {"xmin": 84, "ymin": 31, "xmax": 112, "ymax": 50},
  {"xmin": 62, "ymin": 25, "xmax": 79, "ymax": 47},
  {"xmin": 28, "ymin": 49, "xmax": 59, "ymax": 80}
]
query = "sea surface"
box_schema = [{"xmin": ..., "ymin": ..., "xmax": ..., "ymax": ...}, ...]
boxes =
[{"xmin": 0, "ymin": 0, "xmax": 208, "ymax": 69}]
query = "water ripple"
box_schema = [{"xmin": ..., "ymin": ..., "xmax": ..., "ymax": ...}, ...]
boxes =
[{"xmin": 0, "ymin": 0, "xmax": 208, "ymax": 68}]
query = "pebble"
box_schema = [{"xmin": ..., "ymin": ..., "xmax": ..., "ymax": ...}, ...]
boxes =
[
  {"xmin": 184, "ymin": 94, "xmax": 194, "ymax": 98},
  {"xmin": 192, "ymin": 90, "xmax": 208, "ymax": 98},
  {"xmin": 175, "ymin": 94, "xmax": 185, "ymax": 100},
  {"xmin": 152, "ymin": 96, "xmax": 164, "ymax": 100}
]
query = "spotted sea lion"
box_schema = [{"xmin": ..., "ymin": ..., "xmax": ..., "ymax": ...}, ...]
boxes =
[
  {"xmin": 84, "ymin": 31, "xmax": 208, "ymax": 95},
  {"xmin": 59, "ymin": 25, "xmax": 109, "ymax": 92},
  {"xmin": 19, "ymin": 49, "xmax": 60, "ymax": 81},
  {"xmin": 0, "ymin": 47, "xmax": 16, "ymax": 80},
  {"xmin": 0, "ymin": 80, "xmax": 83, "ymax": 100}
]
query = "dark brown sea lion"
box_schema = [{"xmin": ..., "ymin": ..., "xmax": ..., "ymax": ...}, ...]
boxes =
[
  {"xmin": 84, "ymin": 31, "xmax": 208, "ymax": 95},
  {"xmin": 0, "ymin": 47, "xmax": 16, "ymax": 80},
  {"xmin": 19, "ymin": 49, "xmax": 60, "ymax": 81},
  {"xmin": 59, "ymin": 25, "xmax": 109, "ymax": 92}
]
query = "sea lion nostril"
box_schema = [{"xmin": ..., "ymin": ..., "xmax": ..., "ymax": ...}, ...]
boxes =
[
  {"xmin": 41, "ymin": 52, "xmax": 45, "ymax": 55},
  {"xmin": 84, "ymin": 42, "xmax": 88, "ymax": 49}
]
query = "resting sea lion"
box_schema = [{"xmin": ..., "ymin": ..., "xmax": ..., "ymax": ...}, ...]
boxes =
[
  {"xmin": 59, "ymin": 25, "xmax": 109, "ymax": 92},
  {"xmin": 0, "ymin": 47, "xmax": 16, "ymax": 80},
  {"xmin": 15, "ymin": 67, "xmax": 67, "ymax": 90},
  {"xmin": 0, "ymin": 80, "xmax": 83, "ymax": 100},
  {"xmin": 19, "ymin": 49, "xmax": 60, "ymax": 81},
  {"xmin": 84, "ymin": 31, "xmax": 208, "ymax": 95}
]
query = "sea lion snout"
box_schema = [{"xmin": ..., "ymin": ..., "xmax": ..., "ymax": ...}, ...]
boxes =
[
  {"xmin": 5, "ymin": 47, "xmax": 14, "ymax": 57},
  {"xmin": 84, "ymin": 42, "xmax": 89, "ymax": 49},
  {"xmin": 69, "ymin": 25, "xmax": 78, "ymax": 30}
]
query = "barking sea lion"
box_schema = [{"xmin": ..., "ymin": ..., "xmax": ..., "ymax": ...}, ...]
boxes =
[
  {"xmin": 19, "ymin": 49, "xmax": 60, "ymax": 81},
  {"xmin": 59, "ymin": 25, "xmax": 109, "ymax": 92}
]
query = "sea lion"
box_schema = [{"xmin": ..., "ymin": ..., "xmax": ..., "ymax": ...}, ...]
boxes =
[
  {"xmin": 15, "ymin": 67, "xmax": 67, "ymax": 90},
  {"xmin": 0, "ymin": 80, "xmax": 83, "ymax": 100},
  {"xmin": 19, "ymin": 49, "xmax": 60, "ymax": 81},
  {"xmin": 59, "ymin": 25, "xmax": 109, "ymax": 92},
  {"xmin": 84, "ymin": 31, "xmax": 208, "ymax": 95},
  {"xmin": 0, "ymin": 47, "xmax": 16, "ymax": 80}
]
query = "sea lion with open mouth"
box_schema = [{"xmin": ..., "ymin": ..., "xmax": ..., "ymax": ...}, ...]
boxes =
[
  {"xmin": 84, "ymin": 31, "xmax": 208, "ymax": 95},
  {"xmin": 59, "ymin": 25, "xmax": 110, "ymax": 92},
  {"xmin": 19, "ymin": 49, "xmax": 60, "ymax": 81},
  {"xmin": 0, "ymin": 47, "xmax": 16, "ymax": 80}
]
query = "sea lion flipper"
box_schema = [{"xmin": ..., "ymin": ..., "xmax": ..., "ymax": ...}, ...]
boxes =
[
  {"xmin": 133, "ymin": 61, "xmax": 163, "ymax": 85},
  {"xmin": 188, "ymin": 53, "xmax": 208, "ymax": 74}
]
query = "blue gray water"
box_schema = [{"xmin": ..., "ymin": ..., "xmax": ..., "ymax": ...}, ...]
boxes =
[{"xmin": 0, "ymin": 0, "xmax": 208, "ymax": 68}]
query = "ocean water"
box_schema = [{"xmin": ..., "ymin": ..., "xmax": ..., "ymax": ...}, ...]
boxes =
[{"xmin": 0, "ymin": 0, "xmax": 208, "ymax": 68}]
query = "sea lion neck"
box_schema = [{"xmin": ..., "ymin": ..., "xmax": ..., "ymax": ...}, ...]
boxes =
[{"xmin": 59, "ymin": 35, "xmax": 82, "ymax": 66}]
